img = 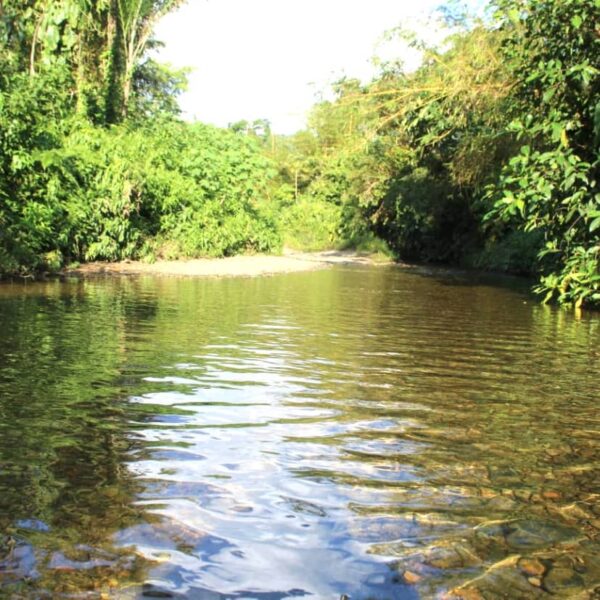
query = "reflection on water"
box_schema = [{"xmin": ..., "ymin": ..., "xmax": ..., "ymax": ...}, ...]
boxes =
[{"xmin": 0, "ymin": 266, "xmax": 599, "ymax": 598}]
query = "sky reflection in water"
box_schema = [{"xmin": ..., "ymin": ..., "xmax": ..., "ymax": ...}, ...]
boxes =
[{"xmin": 0, "ymin": 266, "xmax": 598, "ymax": 598}]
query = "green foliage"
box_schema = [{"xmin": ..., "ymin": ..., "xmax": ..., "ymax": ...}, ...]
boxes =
[
  {"xmin": 0, "ymin": 0, "xmax": 280, "ymax": 276},
  {"xmin": 268, "ymin": 79, "xmax": 389, "ymax": 252},
  {"xmin": 11, "ymin": 118, "xmax": 281, "ymax": 267},
  {"xmin": 537, "ymin": 245, "xmax": 600, "ymax": 307},
  {"xmin": 130, "ymin": 57, "xmax": 189, "ymax": 119},
  {"xmin": 0, "ymin": 0, "xmax": 597, "ymax": 312},
  {"xmin": 375, "ymin": 168, "xmax": 479, "ymax": 263},
  {"xmin": 486, "ymin": 0, "xmax": 599, "ymax": 306},
  {"xmin": 269, "ymin": 1, "xmax": 598, "ymax": 307},
  {"xmin": 464, "ymin": 229, "xmax": 543, "ymax": 274},
  {"xmin": 0, "ymin": 67, "xmax": 75, "ymax": 272},
  {"xmin": 271, "ymin": 27, "xmax": 511, "ymax": 264},
  {"xmin": 156, "ymin": 123, "xmax": 281, "ymax": 257},
  {"xmin": 280, "ymin": 199, "xmax": 344, "ymax": 251}
]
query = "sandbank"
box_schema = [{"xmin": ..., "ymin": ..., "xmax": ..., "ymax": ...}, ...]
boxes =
[{"xmin": 67, "ymin": 250, "xmax": 390, "ymax": 278}]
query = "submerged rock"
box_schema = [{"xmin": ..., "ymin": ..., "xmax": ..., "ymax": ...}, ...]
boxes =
[
  {"xmin": 448, "ymin": 555, "xmax": 546, "ymax": 600},
  {"xmin": 518, "ymin": 557, "xmax": 546, "ymax": 577},
  {"xmin": 504, "ymin": 520, "xmax": 579, "ymax": 551},
  {"xmin": 543, "ymin": 564, "xmax": 584, "ymax": 593},
  {"xmin": 473, "ymin": 518, "xmax": 580, "ymax": 553},
  {"xmin": 402, "ymin": 569, "xmax": 422, "ymax": 584},
  {"xmin": 424, "ymin": 543, "xmax": 482, "ymax": 570},
  {"xmin": 486, "ymin": 495, "xmax": 517, "ymax": 511}
]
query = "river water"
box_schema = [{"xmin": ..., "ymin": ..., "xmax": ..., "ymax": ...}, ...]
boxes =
[{"xmin": 0, "ymin": 265, "xmax": 598, "ymax": 599}]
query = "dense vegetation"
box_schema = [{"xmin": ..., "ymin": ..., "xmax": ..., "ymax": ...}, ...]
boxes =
[
  {"xmin": 267, "ymin": 0, "xmax": 599, "ymax": 307},
  {"xmin": 0, "ymin": 0, "xmax": 280, "ymax": 273},
  {"xmin": 0, "ymin": 0, "xmax": 598, "ymax": 307}
]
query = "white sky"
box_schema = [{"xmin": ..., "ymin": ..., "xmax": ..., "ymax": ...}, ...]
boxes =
[{"xmin": 154, "ymin": 0, "xmax": 464, "ymax": 134}]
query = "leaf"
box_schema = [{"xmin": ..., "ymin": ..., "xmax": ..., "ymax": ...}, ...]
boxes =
[
  {"xmin": 542, "ymin": 88, "xmax": 555, "ymax": 103},
  {"xmin": 551, "ymin": 123, "xmax": 563, "ymax": 142},
  {"xmin": 543, "ymin": 289, "xmax": 554, "ymax": 304},
  {"xmin": 563, "ymin": 174, "xmax": 576, "ymax": 190},
  {"xmin": 571, "ymin": 15, "xmax": 582, "ymax": 29},
  {"xmin": 508, "ymin": 8, "xmax": 521, "ymax": 24},
  {"xmin": 590, "ymin": 217, "xmax": 600, "ymax": 233}
]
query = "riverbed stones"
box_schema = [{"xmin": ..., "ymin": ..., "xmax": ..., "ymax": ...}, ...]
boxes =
[
  {"xmin": 447, "ymin": 589, "xmax": 484, "ymax": 600},
  {"xmin": 513, "ymin": 489, "xmax": 533, "ymax": 503},
  {"xmin": 424, "ymin": 543, "xmax": 482, "ymax": 570},
  {"xmin": 448, "ymin": 554, "xmax": 548, "ymax": 600},
  {"xmin": 479, "ymin": 487, "xmax": 496, "ymax": 499},
  {"xmin": 503, "ymin": 519, "xmax": 579, "ymax": 551},
  {"xmin": 542, "ymin": 489, "xmax": 561, "ymax": 500},
  {"xmin": 486, "ymin": 495, "xmax": 517, "ymax": 511},
  {"xmin": 543, "ymin": 564, "xmax": 584, "ymax": 593},
  {"xmin": 518, "ymin": 557, "xmax": 546, "ymax": 577},
  {"xmin": 553, "ymin": 502, "xmax": 595, "ymax": 523},
  {"xmin": 402, "ymin": 570, "xmax": 422, "ymax": 584}
]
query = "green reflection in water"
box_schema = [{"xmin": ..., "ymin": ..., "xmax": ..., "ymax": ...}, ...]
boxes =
[{"xmin": 0, "ymin": 267, "xmax": 598, "ymax": 598}]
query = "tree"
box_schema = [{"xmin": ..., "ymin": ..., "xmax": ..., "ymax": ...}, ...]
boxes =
[
  {"xmin": 487, "ymin": 0, "xmax": 600, "ymax": 306},
  {"xmin": 109, "ymin": 0, "xmax": 186, "ymax": 121}
]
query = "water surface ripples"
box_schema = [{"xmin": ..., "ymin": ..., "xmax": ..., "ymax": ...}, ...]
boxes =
[{"xmin": 0, "ymin": 266, "xmax": 599, "ymax": 598}]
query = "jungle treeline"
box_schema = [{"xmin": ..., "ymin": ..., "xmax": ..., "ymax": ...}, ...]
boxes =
[{"xmin": 0, "ymin": 0, "xmax": 598, "ymax": 307}]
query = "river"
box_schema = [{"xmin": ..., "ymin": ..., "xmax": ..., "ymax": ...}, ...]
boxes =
[{"xmin": 0, "ymin": 265, "xmax": 598, "ymax": 598}]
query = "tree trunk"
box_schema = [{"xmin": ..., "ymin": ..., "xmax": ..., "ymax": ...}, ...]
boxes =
[
  {"xmin": 104, "ymin": 2, "xmax": 124, "ymax": 124},
  {"xmin": 29, "ymin": 14, "xmax": 43, "ymax": 76}
]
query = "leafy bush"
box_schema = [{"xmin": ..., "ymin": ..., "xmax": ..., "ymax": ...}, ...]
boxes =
[
  {"xmin": 486, "ymin": 0, "xmax": 599, "ymax": 306},
  {"xmin": 280, "ymin": 198, "xmax": 344, "ymax": 251},
  {"xmin": 0, "ymin": 67, "xmax": 74, "ymax": 272},
  {"xmin": 464, "ymin": 230, "xmax": 544, "ymax": 275},
  {"xmin": 0, "ymin": 90, "xmax": 282, "ymax": 274}
]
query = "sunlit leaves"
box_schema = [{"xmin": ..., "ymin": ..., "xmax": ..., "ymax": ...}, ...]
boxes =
[{"xmin": 486, "ymin": 0, "xmax": 600, "ymax": 307}]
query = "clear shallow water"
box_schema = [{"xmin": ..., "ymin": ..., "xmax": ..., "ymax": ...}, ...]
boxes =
[{"xmin": 0, "ymin": 266, "xmax": 599, "ymax": 599}]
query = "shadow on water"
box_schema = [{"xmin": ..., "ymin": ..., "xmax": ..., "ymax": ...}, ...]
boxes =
[{"xmin": 0, "ymin": 266, "xmax": 598, "ymax": 598}]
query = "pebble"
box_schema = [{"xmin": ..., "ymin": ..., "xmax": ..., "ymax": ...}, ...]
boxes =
[
  {"xmin": 513, "ymin": 490, "xmax": 533, "ymax": 503},
  {"xmin": 403, "ymin": 570, "xmax": 422, "ymax": 584},
  {"xmin": 545, "ymin": 448, "xmax": 562, "ymax": 458},
  {"xmin": 519, "ymin": 558, "xmax": 546, "ymax": 577},
  {"xmin": 479, "ymin": 488, "xmax": 496, "ymax": 499},
  {"xmin": 487, "ymin": 495, "xmax": 517, "ymax": 511},
  {"xmin": 542, "ymin": 490, "xmax": 561, "ymax": 500},
  {"xmin": 449, "ymin": 587, "xmax": 484, "ymax": 599}
]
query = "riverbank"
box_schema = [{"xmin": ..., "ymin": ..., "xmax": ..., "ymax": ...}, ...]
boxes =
[{"xmin": 66, "ymin": 250, "xmax": 392, "ymax": 278}]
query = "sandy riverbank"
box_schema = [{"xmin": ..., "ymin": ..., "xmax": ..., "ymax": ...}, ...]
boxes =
[{"xmin": 67, "ymin": 250, "xmax": 392, "ymax": 278}]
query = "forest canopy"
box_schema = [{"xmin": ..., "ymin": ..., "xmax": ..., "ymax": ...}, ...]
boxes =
[{"xmin": 0, "ymin": 0, "xmax": 598, "ymax": 307}]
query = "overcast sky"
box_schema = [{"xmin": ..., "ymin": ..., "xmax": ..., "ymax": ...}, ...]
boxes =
[{"xmin": 154, "ymin": 0, "xmax": 471, "ymax": 134}]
